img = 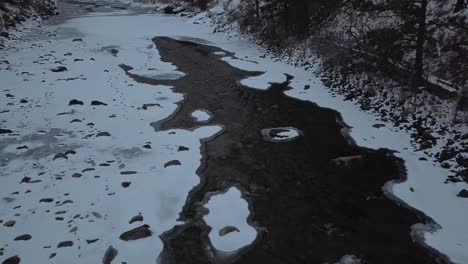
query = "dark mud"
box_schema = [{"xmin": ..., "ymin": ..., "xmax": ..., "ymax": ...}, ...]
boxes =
[{"xmin": 122, "ymin": 37, "xmax": 447, "ymax": 263}]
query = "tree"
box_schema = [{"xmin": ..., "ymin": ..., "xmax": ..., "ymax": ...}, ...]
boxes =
[{"xmin": 454, "ymin": 0, "xmax": 466, "ymax": 13}]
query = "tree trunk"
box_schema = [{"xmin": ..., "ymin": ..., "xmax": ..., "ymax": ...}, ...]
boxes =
[
  {"xmin": 412, "ymin": 0, "xmax": 427, "ymax": 89},
  {"xmin": 255, "ymin": 0, "xmax": 260, "ymax": 19}
]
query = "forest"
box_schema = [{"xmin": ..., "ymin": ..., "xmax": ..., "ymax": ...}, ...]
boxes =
[{"xmin": 188, "ymin": 0, "xmax": 467, "ymax": 111}]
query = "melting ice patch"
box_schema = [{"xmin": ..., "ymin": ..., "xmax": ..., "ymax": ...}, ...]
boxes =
[
  {"xmin": 204, "ymin": 187, "xmax": 257, "ymax": 252},
  {"xmin": 261, "ymin": 127, "xmax": 303, "ymax": 142},
  {"xmin": 191, "ymin": 109, "xmax": 213, "ymax": 123}
]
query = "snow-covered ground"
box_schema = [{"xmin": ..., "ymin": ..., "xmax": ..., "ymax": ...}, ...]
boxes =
[{"xmin": 0, "ymin": 1, "xmax": 467, "ymax": 263}]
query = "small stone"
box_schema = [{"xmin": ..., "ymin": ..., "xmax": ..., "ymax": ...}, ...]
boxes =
[
  {"xmin": 119, "ymin": 225, "xmax": 152, "ymax": 241},
  {"xmin": 50, "ymin": 66, "xmax": 68, "ymax": 72},
  {"xmin": 14, "ymin": 234, "xmax": 32, "ymax": 241},
  {"xmin": 53, "ymin": 153, "xmax": 68, "ymax": 160},
  {"xmin": 69, "ymin": 99, "xmax": 83, "ymax": 105},
  {"xmin": 121, "ymin": 182, "xmax": 131, "ymax": 188},
  {"xmin": 142, "ymin": 144, "xmax": 151, "ymax": 149},
  {"xmin": 20, "ymin": 177, "xmax": 31, "ymax": 183},
  {"xmin": 219, "ymin": 226, "xmax": 240, "ymax": 236},
  {"xmin": 178, "ymin": 146, "xmax": 189, "ymax": 152},
  {"xmin": 72, "ymin": 38, "xmax": 83, "ymax": 42},
  {"xmin": 2, "ymin": 256, "xmax": 20, "ymax": 264},
  {"xmin": 57, "ymin": 241, "xmax": 73, "ymax": 248},
  {"xmin": 457, "ymin": 189, "xmax": 468, "ymax": 198},
  {"xmin": 86, "ymin": 239, "xmax": 99, "ymax": 244},
  {"xmin": 40, "ymin": 198, "xmax": 54, "ymax": 203},
  {"xmin": 92, "ymin": 212, "xmax": 102, "ymax": 219},
  {"xmin": 129, "ymin": 214, "xmax": 143, "ymax": 224},
  {"xmin": 72, "ymin": 173, "xmax": 82, "ymax": 178},
  {"xmin": 103, "ymin": 246, "xmax": 118, "ymax": 264},
  {"xmin": 91, "ymin": 100, "xmax": 107, "ymax": 106},
  {"xmin": 120, "ymin": 171, "xmax": 137, "ymax": 175},
  {"xmin": 3, "ymin": 220, "xmax": 15, "ymax": 227},
  {"xmin": 96, "ymin": 132, "xmax": 111, "ymax": 137},
  {"xmin": 164, "ymin": 160, "xmax": 181, "ymax": 168},
  {"xmin": 110, "ymin": 48, "xmax": 119, "ymax": 56}
]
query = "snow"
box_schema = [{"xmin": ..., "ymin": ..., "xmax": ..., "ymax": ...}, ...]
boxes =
[
  {"xmin": 0, "ymin": 2, "xmax": 467, "ymax": 263},
  {"xmin": 204, "ymin": 187, "xmax": 257, "ymax": 252},
  {"xmin": 191, "ymin": 109, "xmax": 213, "ymax": 123}
]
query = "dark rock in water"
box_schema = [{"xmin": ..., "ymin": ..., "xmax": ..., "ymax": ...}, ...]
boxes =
[
  {"xmin": 72, "ymin": 38, "xmax": 83, "ymax": 42},
  {"xmin": 16, "ymin": 145, "xmax": 28, "ymax": 150},
  {"xmin": 129, "ymin": 214, "xmax": 143, "ymax": 224},
  {"xmin": 0, "ymin": 129, "xmax": 13, "ymax": 134},
  {"xmin": 91, "ymin": 100, "xmax": 107, "ymax": 106},
  {"xmin": 103, "ymin": 246, "xmax": 118, "ymax": 264},
  {"xmin": 96, "ymin": 132, "xmax": 111, "ymax": 137},
  {"xmin": 14, "ymin": 234, "xmax": 32, "ymax": 241},
  {"xmin": 119, "ymin": 225, "xmax": 152, "ymax": 241},
  {"xmin": 2, "ymin": 256, "xmax": 20, "ymax": 264},
  {"xmin": 219, "ymin": 226, "xmax": 240, "ymax": 236},
  {"xmin": 72, "ymin": 173, "xmax": 82, "ymax": 178},
  {"xmin": 49, "ymin": 253, "xmax": 56, "ymax": 259},
  {"xmin": 163, "ymin": 5, "xmax": 175, "ymax": 14},
  {"xmin": 121, "ymin": 182, "xmax": 131, "ymax": 188},
  {"xmin": 178, "ymin": 146, "xmax": 189, "ymax": 151},
  {"xmin": 50, "ymin": 66, "xmax": 68, "ymax": 72},
  {"xmin": 3, "ymin": 220, "xmax": 15, "ymax": 227},
  {"xmin": 0, "ymin": 31, "xmax": 9, "ymax": 39},
  {"xmin": 164, "ymin": 160, "xmax": 181, "ymax": 168},
  {"xmin": 457, "ymin": 189, "xmax": 468, "ymax": 198},
  {"xmin": 69, "ymin": 99, "xmax": 83, "ymax": 105},
  {"xmin": 57, "ymin": 241, "xmax": 73, "ymax": 248},
  {"xmin": 70, "ymin": 119, "xmax": 82, "ymax": 123},
  {"xmin": 372, "ymin": 124, "xmax": 385, "ymax": 128},
  {"xmin": 19, "ymin": 99, "xmax": 28, "ymax": 104}
]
